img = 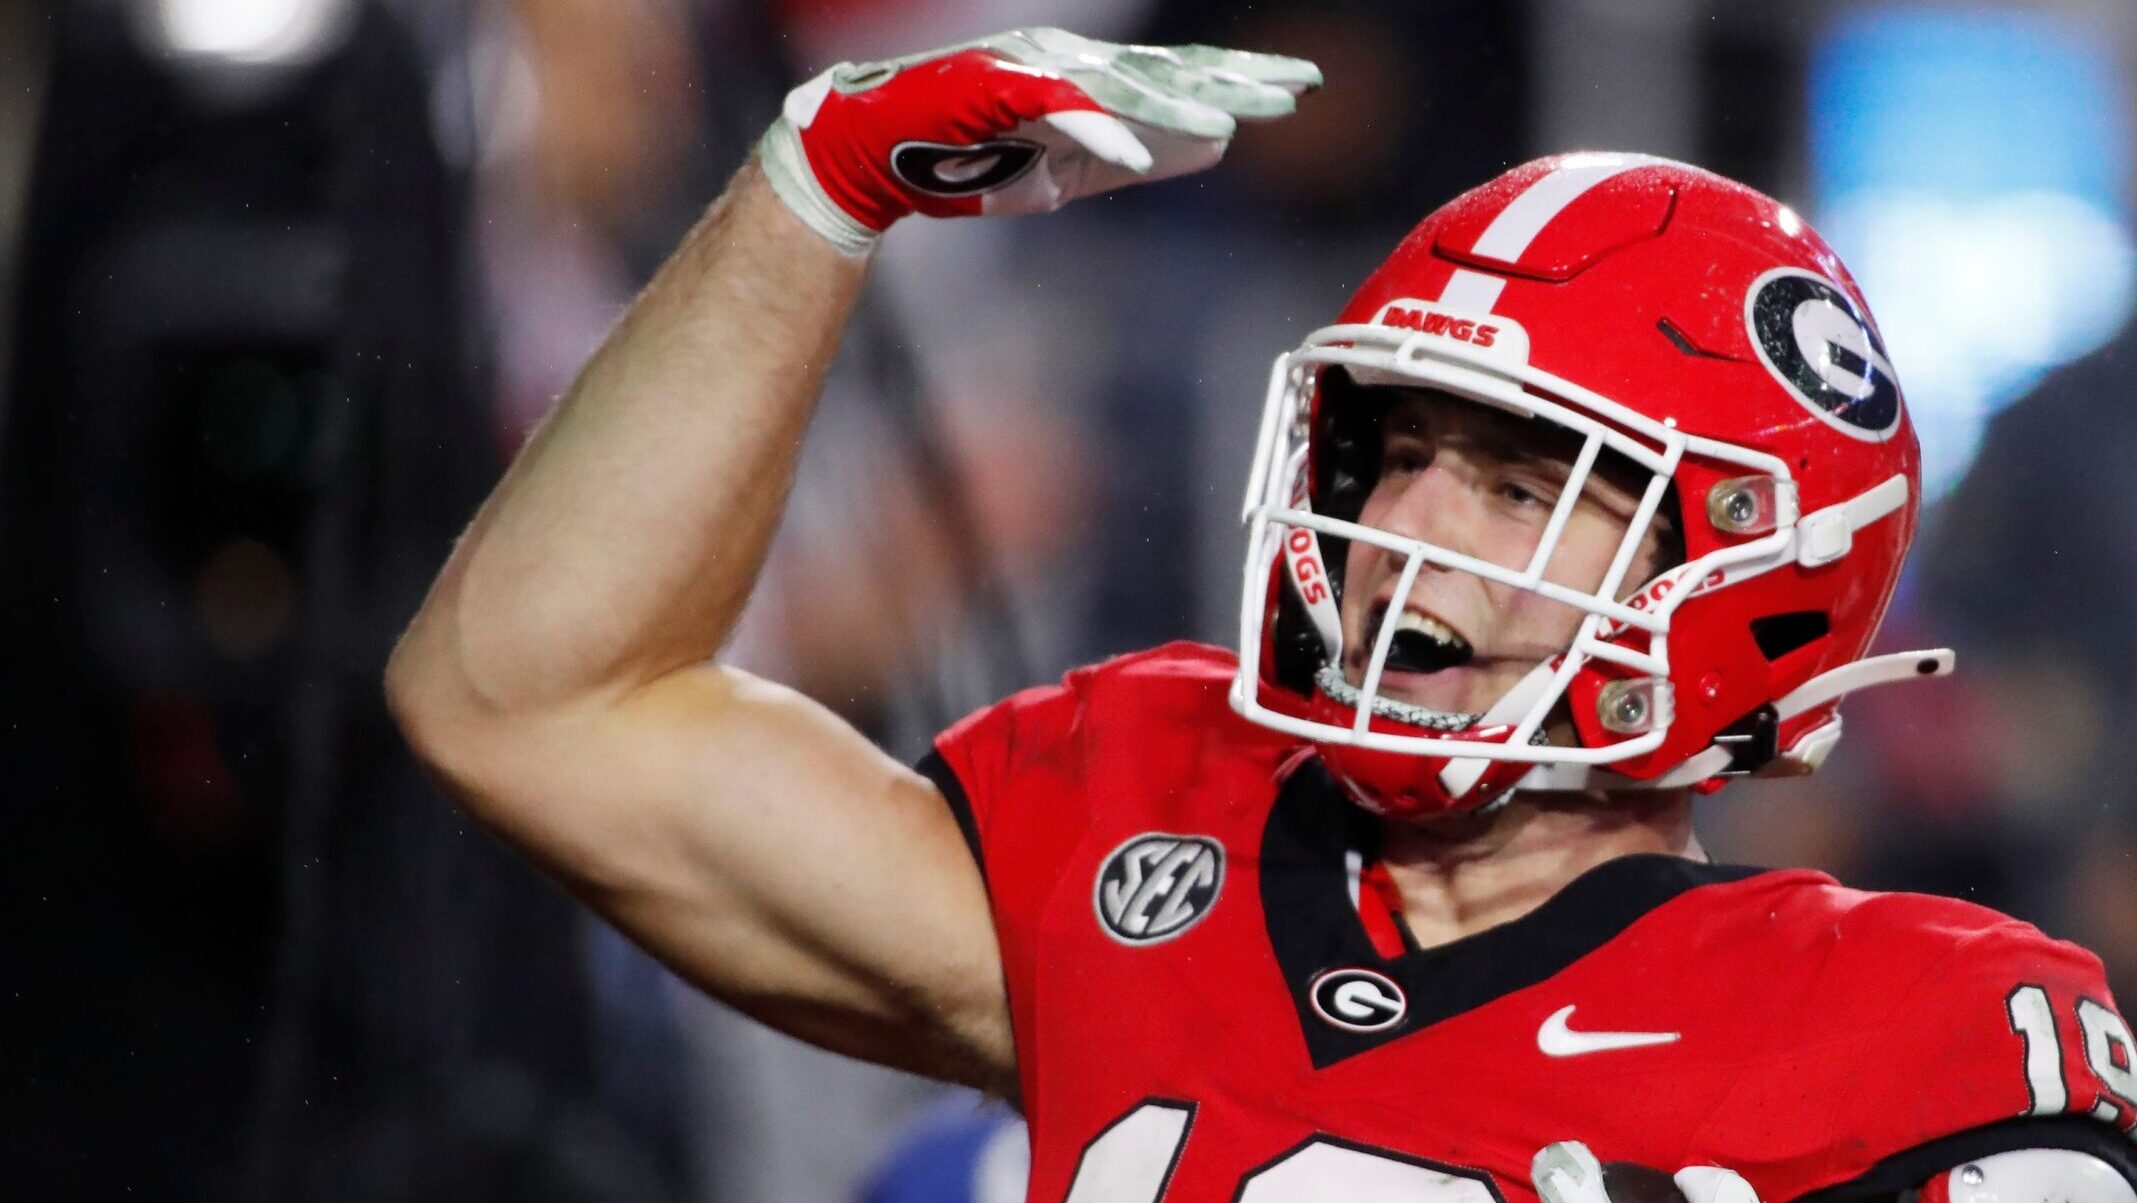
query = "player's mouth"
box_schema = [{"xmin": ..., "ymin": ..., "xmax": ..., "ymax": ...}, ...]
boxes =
[
  {"xmin": 1356, "ymin": 602, "xmax": 1474, "ymax": 676},
  {"xmin": 1319, "ymin": 603, "xmax": 1484, "ymax": 731}
]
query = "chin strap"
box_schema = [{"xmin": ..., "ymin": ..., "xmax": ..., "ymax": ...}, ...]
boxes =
[
  {"xmin": 1438, "ymin": 659, "xmax": 1566, "ymax": 798},
  {"xmin": 1774, "ymin": 647, "xmax": 1954, "ymax": 719},
  {"xmin": 1512, "ymin": 647, "xmax": 1957, "ymax": 794}
]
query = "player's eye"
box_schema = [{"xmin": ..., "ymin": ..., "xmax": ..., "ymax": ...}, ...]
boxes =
[
  {"xmin": 1496, "ymin": 477, "xmax": 1554, "ymax": 510},
  {"xmin": 1382, "ymin": 439, "xmax": 1432, "ymax": 476}
]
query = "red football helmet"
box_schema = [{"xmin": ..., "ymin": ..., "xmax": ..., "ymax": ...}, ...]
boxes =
[{"xmin": 1230, "ymin": 152, "xmax": 1952, "ymax": 819}]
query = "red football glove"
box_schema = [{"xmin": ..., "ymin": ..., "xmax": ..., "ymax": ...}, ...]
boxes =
[{"xmin": 758, "ymin": 27, "xmax": 1321, "ymax": 254}]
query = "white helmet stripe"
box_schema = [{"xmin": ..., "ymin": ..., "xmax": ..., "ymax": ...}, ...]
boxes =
[
  {"xmin": 1438, "ymin": 268, "xmax": 1509, "ymax": 315},
  {"xmin": 1436, "ymin": 153, "xmax": 1667, "ymax": 315}
]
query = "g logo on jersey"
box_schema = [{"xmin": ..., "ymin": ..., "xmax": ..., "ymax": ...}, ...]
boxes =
[
  {"xmin": 1308, "ymin": 967, "xmax": 1407, "ymax": 1032},
  {"xmin": 890, "ymin": 139, "xmax": 1043, "ymax": 197},
  {"xmin": 1745, "ymin": 267, "xmax": 1903, "ymax": 441},
  {"xmin": 1094, "ymin": 834, "xmax": 1224, "ymax": 945}
]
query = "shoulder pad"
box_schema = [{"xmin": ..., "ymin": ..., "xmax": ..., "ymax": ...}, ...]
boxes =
[{"xmin": 1931, "ymin": 1149, "xmax": 2136, "ymax": 1203}]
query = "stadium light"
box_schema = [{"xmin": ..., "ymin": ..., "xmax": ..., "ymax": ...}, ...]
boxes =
[
  {"xmin": 1811, "ymin": 5, "xmax": 2134, "ymax": 502},
  {"xmin": 141, "ymin": 0, "xmax": 353, "ymax": 70}
]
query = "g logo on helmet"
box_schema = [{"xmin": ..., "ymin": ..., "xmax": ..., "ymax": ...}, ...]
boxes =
[{"xmin": 1744, "ymin": 267, "xmax": 1903, "ymax": 441}]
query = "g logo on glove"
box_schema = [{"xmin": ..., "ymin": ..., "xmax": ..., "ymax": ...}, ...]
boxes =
[{"xmin": 889, "ymin": 140, "xmax": 1044, "ymax": 196}]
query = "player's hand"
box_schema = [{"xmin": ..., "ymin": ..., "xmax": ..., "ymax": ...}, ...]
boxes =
[
  {"xmin": 1532, "ymin": 1141, "xmax": 1762, "ymax": 1203},
  {"xmin": 757, "ymin": 27, "xmax": 1322, "ymax": 254}
]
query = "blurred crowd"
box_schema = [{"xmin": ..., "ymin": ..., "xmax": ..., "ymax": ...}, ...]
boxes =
[{"xmin": 3, "ymin": 0, "xmax": 2135, "ymax": 1200}]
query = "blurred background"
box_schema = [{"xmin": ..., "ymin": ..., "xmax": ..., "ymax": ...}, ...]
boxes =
[{"xmin": 4, "ymin": 0, "xmax": 2135, "ymax": 1199}]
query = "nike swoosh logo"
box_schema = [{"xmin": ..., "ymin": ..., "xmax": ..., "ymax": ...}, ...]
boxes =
[{"xmin": 1536, "ymin": 1005, "xmax": 1680, "ymax": 1057}]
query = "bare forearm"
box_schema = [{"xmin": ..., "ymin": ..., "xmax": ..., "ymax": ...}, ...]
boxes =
[
  {"xmin": 373, "ymin": 29, "xmax": 1319, "ymax": 1093},
  {"xmin": 394, "ymin": 161, "xmax": 868, "ymax": 719}
]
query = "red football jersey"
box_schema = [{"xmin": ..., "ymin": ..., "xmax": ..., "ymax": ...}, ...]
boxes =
[{"xmin": 920, "ymin": 643, "xmax": 2137, "ymax": 1203}]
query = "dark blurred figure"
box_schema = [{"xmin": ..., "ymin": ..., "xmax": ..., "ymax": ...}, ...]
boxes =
[
  {"xmin": 1915, "ymin": 322, "xmax": 2137, "ymax": 1002},
  {"xmin": 0, "ymin": 2, "xmax": 680, "ymax": 1198},
  {"xmin": 3, "ymin": 0, "xmax": 1032, "ymax": 1198}
]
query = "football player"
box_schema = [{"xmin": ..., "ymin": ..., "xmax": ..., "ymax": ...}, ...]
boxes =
[{"xmin": 385, "ymin": 27, "xmax": 2137, "ymax": 1203}]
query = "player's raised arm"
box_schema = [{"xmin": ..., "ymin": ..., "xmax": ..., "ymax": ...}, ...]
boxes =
[{"xmin": 384, "ymin": 30, "xmax": 1317, "ymax": 1089}]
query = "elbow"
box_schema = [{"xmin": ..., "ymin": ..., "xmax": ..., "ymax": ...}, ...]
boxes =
[
  {"xmin": 383, "ymin": 616, "xmax": 587, "ymax": 834},
  {"xmin": 384, "ymin": 617, "xmax": 493, "ymax": 802},
  {"xmin": 383, "ymin": 635, "xmax": 440, "ymax": 762},
  {"xmin": 385, "ymin": 645, "xmax": 516, "ymax": 832}
]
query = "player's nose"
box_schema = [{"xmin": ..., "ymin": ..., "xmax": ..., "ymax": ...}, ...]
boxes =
[{"xmin": 1373, "ymin": 458, "xmax": 1488, "ymax": 566}]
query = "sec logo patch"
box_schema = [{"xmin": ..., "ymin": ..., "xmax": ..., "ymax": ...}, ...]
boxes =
[{"xmin": 1094, "ymin": 833, "xmax": 1224, "ymax": 945}]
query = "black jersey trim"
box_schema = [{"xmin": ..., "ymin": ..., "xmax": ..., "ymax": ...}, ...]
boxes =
[
  {"xmin": 1791, "ymin": 1116, "xmax": 2137, "ymax": 1203},
  {"xmin": 915, "ymin": 748, "xmax": 984, "ymax": 877},
  {"xmin": 913, "ymin": 745, "xmax": 1028, "ymax": 1113},
  {"xmin": 1260, "ymin": 759, "xmax": 1764, "ymax": 1068}
]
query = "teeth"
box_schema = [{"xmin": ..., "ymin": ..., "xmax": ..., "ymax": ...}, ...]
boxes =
[{"xmin": 1394, "ymin": 610, "xmax": 1468, "ymax": 649}]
